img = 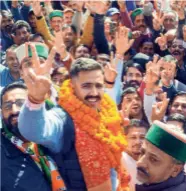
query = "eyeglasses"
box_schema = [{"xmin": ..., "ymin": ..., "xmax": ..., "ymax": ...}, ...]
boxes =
[{"xmin": 2, "ymin": 99, "xmax": 25, "ymax": 111}]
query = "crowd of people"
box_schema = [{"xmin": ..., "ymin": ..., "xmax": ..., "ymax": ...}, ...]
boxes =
[{"xmin": 0, "ymin": 0, "xmax": 186, "ymax": 191}]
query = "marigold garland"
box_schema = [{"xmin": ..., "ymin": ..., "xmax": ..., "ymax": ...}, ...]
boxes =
[{"xmin": 58, "ymin": 80, "xmax": 129, "ymax": 190}]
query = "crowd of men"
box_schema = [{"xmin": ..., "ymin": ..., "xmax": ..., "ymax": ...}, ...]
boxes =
[{"xmin": 0, "ymin": 0, "xmax": 186, "ymax": 191}]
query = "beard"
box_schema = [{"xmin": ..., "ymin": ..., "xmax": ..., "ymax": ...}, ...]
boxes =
[
  {"xmin": 4, "ymin": 24, "xmax": 13, "ymax": 33},
  {"xmin": 129, "ymin": 80, "xmax": 140, "ymax": 87},
  {"xmin": 3, "ymin": 112, "xmax": 22, "ymax": 138},
  {"xmin": 124, "ymin": 80, "xmax": 140, "ymax": 89}
]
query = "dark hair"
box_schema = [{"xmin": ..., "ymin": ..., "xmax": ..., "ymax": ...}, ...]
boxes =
[
  {"xmin": 171, "ymin": 38, "xmax": 186, "ymax": 51},
  {"xmin": 119, "ymin": 87, "xmax": 140, "ymax": 110},
  {"xmin": 1, "ymin": 10, "xmax": 13, "ymax": 19},
  {"xmin": 139, "ymin": 38, "xmax": 154, "ymax": 48},
  {"xmin": 1, "ymin": 82, "xmax": 27, "ymax": 107},
  {"xmin": 167, "ymin": 113, "xmax": 186, "ymax": 133},
  {"xmin": 62, "ymin": 24, "xmax": 77, "ymax": 34},
  {"xmin": 121, "ymin": 87, "xmax": 138, "ymax": 99},
  {"xmin": 75, "ymin": 44, "xmax": 91, "ymax": 53},
  {"xmin": 123, "ymin": 62, "xmax": 145, "ymax": 77},
  {"xmin": 170, "ymin": 91, "xmax": 186, "ymax": 106},
  {"xmin": 70, "ymin": 58, "xmax": 104, "ymax": 78},
  {"xmin": 28, "ymin": 10, "xmax": 34, "ymax": 17},
  {"xmin": 120, "ymin": 87, "xmax": 149, "ymax": 124},
  {"xmin": 51, "ymin": 67, "xmax": 69, "ymax": 78},
  {"xmin": 138, "ymin": 38, "xmax": 154, "ymax": 56},
  {"xmin": 96, "ymin": 53, "xmax": 110, "ymax": 62},
  {"xmin": 29, "ymin": 33, "xmax": 44, "ymax": 42},
  {"xmin": 11, "ymin": 20, "xmax": 31, "ymax": 35},
  {"xmin": 124, "ymin": 119, "xmax": 149, "ymax": 135}
]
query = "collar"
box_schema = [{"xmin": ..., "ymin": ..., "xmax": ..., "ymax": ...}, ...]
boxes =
[{"xmin": 136, "ymin": 171, "xmax": 185, "ymax": 191}]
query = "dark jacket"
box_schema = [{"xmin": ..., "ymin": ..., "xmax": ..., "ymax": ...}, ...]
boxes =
[
  {"xmin": 43, "ymin": 108, "xmax": 87, "ymax": 191},
  {"xmin": 1, "ymin": 133, "xmax": 51, "ymax": 191},
  {"xmin": 1, "ymin": 108, "xmax": 86, "ymax": 191},
  {"xmin": 136, "ymin": 171, "xmax": 186, "ymax": 191},
  {"xmin": 94, "ymin": 14, "xmax": 110, "ymax": 55},
  {"xmin": 0, "ymin": 30, "xmax": 14, "ymax": 51},
  {"xmin": 176, "ymin": 59, "xmax": 186, "ymax": 85}
]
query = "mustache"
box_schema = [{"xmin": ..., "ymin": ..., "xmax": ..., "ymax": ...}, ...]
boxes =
[
  {"xmin": 5, "ymin": 25, "xmax": 13, "ymax": 31},
  {"xmin": 137, "ymin": 167, "xmax": 150, "ymax": 177},
  {"xmin": 8, "ymin": 112, "xmax": 19, "ymax": 125},
  {"xmin": 20, "ymin": 38, "xmax": 27, "ymax": 42},
  {"xmin": 172, "ymin": 50, "xmax": 181, "ymax": 55},
  {"xmin": 139, "ymin": 24, "xmax": 146, "ymax": 28},
  {"xmin": 85, "ymin": 95, "xmax": 101, "ymax": 101},
  {"xmin": 6, "ymin": 112, "xmax": 22, "ymax": 137},
  {"xmin": 129, "ymin": 80, "xmax": 140, "ymax": 85},
  {"xmin": 132, "ymin": 143, "xmax": 142, "ymax": 148},
  {"xmin": 5, "ymin": 25, "xmax": 12, "ymax": 28}
]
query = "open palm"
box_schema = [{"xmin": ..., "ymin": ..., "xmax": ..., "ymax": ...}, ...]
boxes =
[
  {"xmin": 115, "ymin": 26, "xmax": 134, "ymax": 55},
  {"xmin": 32, "ymin": 0, "xmax": 42, "ymax": 17},
  {"xmin": 104, "ymin": 52, "xmax": 118, "ymax": 83}
]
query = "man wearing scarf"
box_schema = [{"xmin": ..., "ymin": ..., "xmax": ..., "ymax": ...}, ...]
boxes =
[
  {"xmin": 17, "ymin": 42, "xmax": 130, "ymax": 191},
  {"xmin": 1, "ymin": 82, "xmax": 65, "ymax": 191}
]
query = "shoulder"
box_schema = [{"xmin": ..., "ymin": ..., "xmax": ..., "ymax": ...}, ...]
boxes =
[
  {"xmin": 0, "ymin": 65, "xmax": 8, "ymax": 73},
  {"xmin": 1, "ymin": 133, "xmax": 24, "ymax": 166},
  {"xmin": 48, "ymin": 106, "xmax": 74, "ymax": 128}
]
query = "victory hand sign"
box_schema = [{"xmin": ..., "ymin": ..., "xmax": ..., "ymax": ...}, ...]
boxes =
[{"xmin": 22, "ymin": 43, "xmax": 56, "ymax": 103}]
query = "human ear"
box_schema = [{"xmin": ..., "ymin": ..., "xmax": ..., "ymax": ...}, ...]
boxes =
[{"xmin": 171, "ymin": 164, "xmax": 183, "ymax": 177}]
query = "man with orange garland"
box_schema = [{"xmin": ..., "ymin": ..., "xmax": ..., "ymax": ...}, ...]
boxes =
[{"xmin": 17, "ymin": 27, "xmax": 133, "ymax": 191}]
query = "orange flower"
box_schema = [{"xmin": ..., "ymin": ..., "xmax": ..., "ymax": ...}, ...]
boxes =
[{"xmin": 58, "ymin": 80, "xmax": 129, "ymax": 190}]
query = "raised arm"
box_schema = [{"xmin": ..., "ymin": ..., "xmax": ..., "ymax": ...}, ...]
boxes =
[
  {"xmin": 118, "ymin": 0, "xmax": 134, "ymax": 29},
  {"xmin": 69, "ymin": 1, "xmax": 84, "ymax": 38},
  {"xmin": 32, "ymin": 1, "xmax": 53, "ymax": 42},
  {"xmin": 18, "ymin": 43, "xmax": 64, "ymax": 153},
  {"xmin": 18, "ymin": 102, "xmax": 65, "ymax": 153},
  {"xmin": 92, "ymin": 1, "xmax": 110, "ymax": 55},
  {"xmin": 20, "ymin": 1, "xmax": 32, "ymax": 23},
  {"xmin": 11, "ymin": 0, "xmax": 23, "ymax": 21},
  {"xmin": 105, "ymin": 26, "xmax": 134, "ymax": 104}
]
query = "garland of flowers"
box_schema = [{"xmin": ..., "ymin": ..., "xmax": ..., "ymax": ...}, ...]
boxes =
[{"xmin": 58, "ymin": 80, "xmax": 129, "ymax": 189}]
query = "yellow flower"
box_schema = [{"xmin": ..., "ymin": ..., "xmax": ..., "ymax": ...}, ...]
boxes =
[{"xmin": 58, "ymin": 80, "xmax": 129, "ymax": 190}]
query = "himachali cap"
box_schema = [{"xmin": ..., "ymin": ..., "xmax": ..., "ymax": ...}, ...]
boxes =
[
  {"xmin": 146, "ymin": 121, "xmax": 186, "ymax": 163},
  {"xmin": 131, "ymin": 8, "xmax": 144, "ymax": 22},
  {"xmin": 49, "ymin": 10, "xmax": 63, "ymax": 20},
  {"xmin": 15, "ymin": 42, "xmax": 49, "ymax": 63}
]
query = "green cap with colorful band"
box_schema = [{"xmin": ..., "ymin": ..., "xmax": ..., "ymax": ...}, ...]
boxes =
[
  {"xmin": 131, "ymin": 8, "xmax": 143, "ymax": 22},
  {"xmin": 146, "ymin": 124, "xmax": 186, "ymax": 162},
  {"xmin": 49, "ymin": 10, "xmax": 63, "ymax": 20},
  {"xmin": 15, "ymin": 43, "xmax": 49, "ymax": 63}
]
